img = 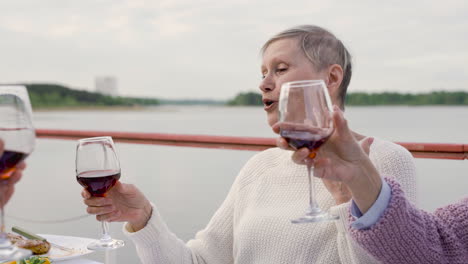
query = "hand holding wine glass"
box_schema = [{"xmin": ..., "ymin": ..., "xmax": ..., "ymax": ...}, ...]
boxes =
[
  {"xmin": 81, "ymin": 180, "xmax": 152, "ymax": 232},
  {"xmin": 76, "ymin": 136, "xmax": 124, "ymax": 250},
  {"xmin": 274, "ymin": 80, "xmax": 337, "ymax": 223}
]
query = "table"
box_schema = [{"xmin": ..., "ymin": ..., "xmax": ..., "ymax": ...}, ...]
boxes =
[{"xmin": 57, "ymin": 259, "xmax": 102, "ymax": 264}]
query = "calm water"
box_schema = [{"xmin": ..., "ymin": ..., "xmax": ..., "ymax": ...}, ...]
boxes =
[{"xmin": 5, "ymin": 106, "xmax": 468, "ymax": 263}]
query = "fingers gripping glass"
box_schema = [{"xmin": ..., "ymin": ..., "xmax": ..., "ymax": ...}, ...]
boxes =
[
  {"xmin": 278, "ymin": 80, "xmax": 338, "ymax": 223},
  {"xmin": 0, "ymin": 85, "xmax": 36, "ymax": 261},
  {"xmin": 76, "ymin": 137, "xmax": 124, "ymax": 250}
]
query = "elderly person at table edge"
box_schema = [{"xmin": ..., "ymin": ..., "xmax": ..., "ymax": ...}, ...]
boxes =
[
  {"xmin": 81, "ymin": 25, "xmax": 417, "ymax": 263},
  {"xmin": 276, "ymin": 107, "xmax": 468, "ymax": 264}
]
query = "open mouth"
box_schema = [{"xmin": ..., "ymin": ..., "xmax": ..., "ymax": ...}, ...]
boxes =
[{"xmin": 263, "ymin": 99, "xmax": 277, "ymax": 111}]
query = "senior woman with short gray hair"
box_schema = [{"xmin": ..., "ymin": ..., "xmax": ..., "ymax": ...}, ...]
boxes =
[{"xmin": 82, "ymin": 25, "xmax": 416, "ymax": 263}]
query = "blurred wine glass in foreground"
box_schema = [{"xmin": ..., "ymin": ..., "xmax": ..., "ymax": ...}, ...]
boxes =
[{"xmin": 0, "ymin": 85, "xmax": 35, "ymax": 261}]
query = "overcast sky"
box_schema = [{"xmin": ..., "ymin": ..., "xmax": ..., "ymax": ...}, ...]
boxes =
[{"xmin": 1, "ymin": 0, "xmax": 467, "ymax": 99}]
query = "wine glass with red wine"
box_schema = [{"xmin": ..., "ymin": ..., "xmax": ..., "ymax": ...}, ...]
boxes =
[
  {"xmin": 0, "ymin": 85, "xmax": 35, "ymax": 261},
  {"xmin": 76, "ymin": 136, "xmax": 124, "ymax": 250},
  {"xmin": 278, "ymin": 80, "xmax": 338, "ymax": 223}
]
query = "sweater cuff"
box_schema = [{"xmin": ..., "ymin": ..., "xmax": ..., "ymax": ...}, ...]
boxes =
[
  {"xmin": 122, "ymin": 203, "xmax": 167, "ymax": 247},
  {"xmin": 350, "ymin": 179, "xmax": 391, "ymax": 230},
  {"xmin": 329, "ymin": 201, "xmax": 352, "ymax": 234}
]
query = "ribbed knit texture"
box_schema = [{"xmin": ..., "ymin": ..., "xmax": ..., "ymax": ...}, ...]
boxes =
[
  {"xmin": 349, "ymin": 178, "xmax": 468, "ymax": 264},
  {"xmin": 124, "ymin": 138, "xmax": 416, "ymax": 264}
]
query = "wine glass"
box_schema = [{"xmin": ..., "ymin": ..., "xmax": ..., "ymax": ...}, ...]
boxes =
[
  {"xmin": 76, "ymin": 136, "xmax": 125, "ymax": 250},
  {"xmin": 278, "ymin": 80, "xmax": 338, "ymax": 223},
  {"xmin": 0, "ymin": 85, "xmax": 35, "ymax": 261}
]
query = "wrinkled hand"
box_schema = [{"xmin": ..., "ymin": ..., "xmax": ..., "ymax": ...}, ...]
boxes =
[
  {"xmin": 272, "ymin": 127, "xmax": 316, "ymax": 166},
  {"xmin": 312, "ymin": 106, "xmax": 374, "ymax": 185},
  {"xmin": 0, "ymin": 161, "xmax": 26, "ymax": 208},
  {"xmin": 313, "ymin": 106, "xmax": 382, "ymax": 213},
  {"xmin": 272, "ymin": 106, "xmax": 376, "ymax": 205},
  {"xmin": 0, "ymin": 139, "xmax": 27, "ymax": 208},
  {"xmin": 82, "ymin": 182, "xmax": 152, "ymax": 232},
  {"xmin": 319, "ymin": 131, "xmax": 372, "ymax": 204},
  {"xmin": 321, "ymin": 178, "xmax": 352, "ymax": 205}
]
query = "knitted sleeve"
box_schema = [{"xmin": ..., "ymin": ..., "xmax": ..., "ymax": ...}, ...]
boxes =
[
  {"xmin": 349, "ymin": 177, "xmax": 468, "ymax": 264},
  {"xmin": 123, "ymin": 173, "xmax": 241, "ymax": 264},
  {"xmin": 332, "ymin": 139, "xmax": 418, "ymax": 263},
  {"xmin": 123, "ymin": 149, "xmax": 267, "ymax": 264}
]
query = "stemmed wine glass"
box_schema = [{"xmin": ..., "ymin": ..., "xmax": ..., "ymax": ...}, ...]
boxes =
[
  {"xmin": 76, "ymin": 136, "xmax": 125, "ymax": 250},
  {"xmin": 0, "ymin": 85, "xmax": 35, "ymax": 261},
  {"xmin": 278, "ymin": 80, "xmax": 338, "ymax": 223}
]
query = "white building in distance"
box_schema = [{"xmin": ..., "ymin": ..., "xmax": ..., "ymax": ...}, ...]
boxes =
[{"xmin": 95, "ymin": 76, "xmax": 118, "ymax": 96}]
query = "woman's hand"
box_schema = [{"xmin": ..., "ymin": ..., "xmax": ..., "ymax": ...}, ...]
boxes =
[
  {"xmin": 271, "ymin": 107, "xmax": 358, "ymax": 204},
  {"xmin": 0, "ymin": 161, "xmax": 26, "ymax": 208},
  {"xmin": 273, "ymin": 106, "xmax": 381, "ymax": 210},
  {"xmin": 313, "ymin": 106, "xmax": 374, "ymax": 185},
  {"xmin": 321, "ymin": 178, "xmax": 352, "ymax": 205},
  {"xmin": 272, "ymin": 127, "xmax": 317, "ymax": 165},
  {"xmin": 82, "ymin": 182, "xmax": 152, "ymax": 232},
  {"xmin": 313, "ymin": 106, "xmax": 382, "ymax": 213},
  {"xmin": 316, "ymin": 132, "xmax": 372, "ymax": 205},
  {"xmin": 0, "ymin": 139, "xmax": 26, "ymax": 208}
]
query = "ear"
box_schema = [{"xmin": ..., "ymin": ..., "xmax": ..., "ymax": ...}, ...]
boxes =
[{"xmin": 324, "ymin": 64, "xmax": 344, "ymax": 106}]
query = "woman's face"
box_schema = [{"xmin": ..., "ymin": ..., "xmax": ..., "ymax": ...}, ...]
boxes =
[{"xmin": 259, "ymin": 38, "xmax": 326, "ymax": 128}]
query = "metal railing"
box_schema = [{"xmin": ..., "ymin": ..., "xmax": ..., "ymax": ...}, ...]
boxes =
[{"xmin": 35, "ymin": 129, "xmax": 468, "ymax": 160}]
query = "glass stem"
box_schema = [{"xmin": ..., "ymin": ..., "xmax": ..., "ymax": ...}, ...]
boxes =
[
  {"xmin": 101, "ymin": 221, "xmax": 112, "ymax": 242},
  {"xmin": 306, "ymin": 162, "xmax": 321, "ymax": 215},
  {"xmin": 0, "ymin": 184, "xmax": 7, "ymax": 244},
  {"xmin": 0, "ymin": 185, "xmax": 12, "ymax": 251}
]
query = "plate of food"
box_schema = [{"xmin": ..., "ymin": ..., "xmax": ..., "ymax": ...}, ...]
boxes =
[{"xmin": 8, "ymin": 231, "xmax": 95, "ymax": 262}]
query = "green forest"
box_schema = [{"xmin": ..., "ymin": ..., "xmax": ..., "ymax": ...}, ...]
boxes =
[
  {"xmin": 227, "ymin": 92, "xmax": 263, "ymax": 106},
  {"xmin": 24, "ymin": 83, "xmax": 160, "ymax": 108},
  {"xmin": 227, "ymin": 91, "xmax": 468, "ymax": 106}
]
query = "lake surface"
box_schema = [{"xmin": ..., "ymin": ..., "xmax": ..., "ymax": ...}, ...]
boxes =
[{"xmin": 5, "ymin": 106, "xmax": 468, "ymax": 263}]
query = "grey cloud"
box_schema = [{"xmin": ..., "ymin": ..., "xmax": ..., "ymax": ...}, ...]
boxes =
[{"xmin": 0, "ymin": 0, "xmax": 467, "ymax": 99}]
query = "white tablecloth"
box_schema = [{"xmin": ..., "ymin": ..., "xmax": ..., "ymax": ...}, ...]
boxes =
[{"xmin": 57, "ymin": 259, "xmax": 103, "ymax": 264}]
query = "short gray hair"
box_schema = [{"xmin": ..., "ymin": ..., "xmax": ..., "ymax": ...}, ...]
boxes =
[{"xmin": 261, "ymin": 25, "xmax": 352, "ymax": 106}]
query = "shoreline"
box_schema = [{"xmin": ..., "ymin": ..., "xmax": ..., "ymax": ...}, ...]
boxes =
[
  {"xmin": 32, "ymin": 105, "xmax": 155, "ymax": 112},
  {"xmin": 32, "ymin": 104, "xmax": 231, "ymax": 112},
  {"xmin": 32, "ymin": 104, "xmax": 468, "ymax": 112}
]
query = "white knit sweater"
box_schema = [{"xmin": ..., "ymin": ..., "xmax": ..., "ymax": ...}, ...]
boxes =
[{"xmin": 124, "ymin": 138, "xmax": 417, "ymax": 264}]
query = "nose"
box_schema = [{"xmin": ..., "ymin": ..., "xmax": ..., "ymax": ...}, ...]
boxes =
[{"xmin": 259, "ymin": 74, "xmax": 275, "ymax": 93}]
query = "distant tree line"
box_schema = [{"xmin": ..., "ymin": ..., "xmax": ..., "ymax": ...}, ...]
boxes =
[
  {"xmin": 227, "ymin": 91, "xmax": 468, "ymax": 106},
  {"xmin": 10, "ymin": 83, "xmax": 468, "ymax": 108},
  {"xmin": 22, "ymin": 83, "xmax": 159, "ymax": 108},
  {"xmin": 159, "ymin": 99, "xmax": 224, "ymax": 105},
  {"xmin": 346, "ymin": 91, "xmax": 468, "ymax": 105},
  {"xmin": 227, "ymin": 92, "xmax": 263, "ymax": 106}
]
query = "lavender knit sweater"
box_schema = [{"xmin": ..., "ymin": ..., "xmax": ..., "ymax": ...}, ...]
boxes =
[{"xmin": 349, "ymin": 178, "xmax": 468, "ymax": 264}]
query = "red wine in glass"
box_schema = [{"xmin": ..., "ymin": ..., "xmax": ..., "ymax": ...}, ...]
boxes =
[
  {"xmin": 280, "ymin": 130, "xmax": 330, "ymax": 151},
  {"xmin": 0, "ymin": 150, "xmax": 28, "ymax": 180},
  {"xmin": 77, "ymin": 170, "xmax": 121, "ymax": 197}
]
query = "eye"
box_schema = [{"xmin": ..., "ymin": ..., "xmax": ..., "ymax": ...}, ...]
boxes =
[
  {"xmin": 275, "ymin": 63, "xmax": 288, "ymax": 74},
  {"xmin": 276, "ymin": 68, "xmax": 287, "ymax": 73}
]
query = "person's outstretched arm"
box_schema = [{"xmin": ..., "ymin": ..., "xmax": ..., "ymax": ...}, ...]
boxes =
[
  {"xmin": 349, "ymin": 177, "xmax": 468, "ymax": 264},
  {"xmin": 274, "ymin": 106, "xmax": 386, "ymax": 264},
  {"xmin": 83, "ymin": 179, "xmax": 239, "ymax": 264}
]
